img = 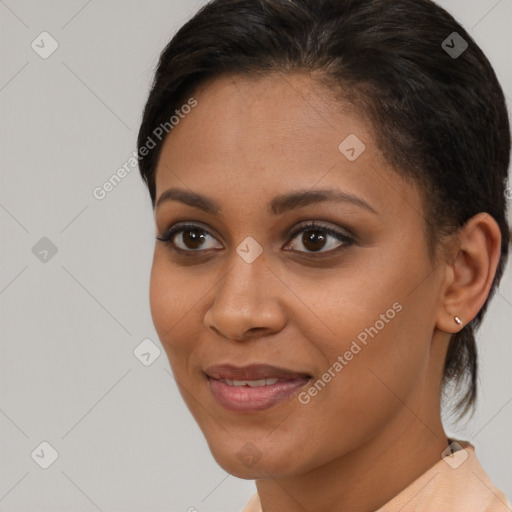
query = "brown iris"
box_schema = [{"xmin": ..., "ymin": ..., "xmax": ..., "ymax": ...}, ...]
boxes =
[
  {"xmin": 183, "ymin": 229, "xmax": 207, "ymax": 249},
  {"xmin": 302, "ymin": 230, "xmax": 327, "ymax": 252}
]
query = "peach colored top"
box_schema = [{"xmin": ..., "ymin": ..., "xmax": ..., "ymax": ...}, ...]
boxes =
[{"xmin": 241, "ymin": 441, "xmax": 511, "ymax": 512}]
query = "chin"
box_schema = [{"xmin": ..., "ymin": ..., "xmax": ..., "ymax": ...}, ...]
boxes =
[
  {"xmin": 205, "ymin": 434, "xmax": 307, "ymax": 480},
  {"xmin": 211, "ymin": 450, "xmax": 284, "ymax": 480}
]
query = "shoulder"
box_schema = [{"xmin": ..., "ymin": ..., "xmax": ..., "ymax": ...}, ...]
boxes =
[
  {"xmin": 378, "ymin": 440, "xmax": 511, "ymax": 512},
  {"xmin": 241, "ymin": 492, "xmax": 261, "ymax": 512}
]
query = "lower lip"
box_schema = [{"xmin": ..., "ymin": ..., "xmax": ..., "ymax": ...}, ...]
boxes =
[{"xmin": 208, "ymin": 377, "xmax": 310, "ymax": 413}]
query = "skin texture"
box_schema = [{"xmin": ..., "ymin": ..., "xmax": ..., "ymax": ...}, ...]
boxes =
[{"xmin": 149, "ymin": 73, "xmax": 502, "ymax": 512}]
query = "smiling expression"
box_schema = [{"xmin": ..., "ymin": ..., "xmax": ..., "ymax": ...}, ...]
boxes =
[{"xmin": 149, "ymin": 72, "xmax": 448, "ymax": 479}]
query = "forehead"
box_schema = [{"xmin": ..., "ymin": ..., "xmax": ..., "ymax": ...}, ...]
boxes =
[
  {"xmin": 163, "ymin": 72, "xmax": 368, "ymax": 157},
  {"xmin": 154, "ymin": 73, "xmax": 421, "ymax": 221}
]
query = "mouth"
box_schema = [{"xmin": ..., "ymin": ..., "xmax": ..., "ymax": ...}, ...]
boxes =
[{"xmin": 204, "ymin": 364, "xmax": 312, "ymax": 413}]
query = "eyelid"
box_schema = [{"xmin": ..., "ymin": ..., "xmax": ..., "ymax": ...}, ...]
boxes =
[
  {"xmin": 157, "ymin": 221, "xmax": 223, "ymax": 246},
  {"xmin": 286, "ymin": 220, "xmax": 354, "ymax": 242}
]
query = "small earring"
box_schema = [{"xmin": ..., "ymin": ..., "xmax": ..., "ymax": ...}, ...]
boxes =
[{"xmin": 454, "ymin": 316, "xmax": 462, "ymax": 326}]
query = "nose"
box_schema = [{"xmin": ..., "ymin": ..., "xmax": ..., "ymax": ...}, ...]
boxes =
[{"xmin": 203, "ymin": 249, "xmax": 287, "ymax": 342}]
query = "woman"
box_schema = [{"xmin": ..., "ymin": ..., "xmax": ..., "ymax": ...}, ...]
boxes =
[{"xmin": 137, "ymin": 0, "xmax": 511, "ymax": 510}]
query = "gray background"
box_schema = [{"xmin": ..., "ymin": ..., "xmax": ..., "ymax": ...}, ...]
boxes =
[{"xmin": 0, "ymin": 1, "xmax": 511, "ymax": 511}]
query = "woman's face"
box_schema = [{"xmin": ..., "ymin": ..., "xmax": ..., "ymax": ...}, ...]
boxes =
[{"xmin": 150, "ymin": 73, "xmax": 447, "ymax": 478}]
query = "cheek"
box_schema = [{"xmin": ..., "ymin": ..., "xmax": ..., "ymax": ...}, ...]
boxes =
[
  {"xmin": 149, "ymin": 256, "xmax": 174, "ymax": 337},
  {"xmin": 290, "ymin": 247, "xmax": 435, "ymax": 411},
  {"xmin": 283, "ymin": 259, "xmax": 405, "ymax": 362},
  {"xmin": 149, "ymin": 253, "xmax": 199, "ymax": 361}
]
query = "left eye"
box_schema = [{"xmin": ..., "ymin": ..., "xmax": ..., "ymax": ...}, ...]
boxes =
[{"xmin": 284, "ymin": 222, "xmax": 354, "ymax": 253}]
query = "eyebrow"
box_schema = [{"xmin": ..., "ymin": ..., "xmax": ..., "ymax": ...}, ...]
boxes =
[{"xmin": 155, "ymin": 187, "xmax": 378, "ymax": 215}]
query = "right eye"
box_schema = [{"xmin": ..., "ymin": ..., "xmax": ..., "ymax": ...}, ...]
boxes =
[{"xmin": 156, "ymin": 223, "xmax": 223, "ymax": 252}]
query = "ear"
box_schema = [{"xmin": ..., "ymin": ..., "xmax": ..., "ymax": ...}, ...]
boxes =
[{"xmin": 436, "ymin": 213, "xmax": 502, "ymax": 334}]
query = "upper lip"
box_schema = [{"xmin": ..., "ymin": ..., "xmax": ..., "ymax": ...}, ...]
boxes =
[{"xmin": 204, "ymin": 364, "xmax": 311, "ymax": 381}]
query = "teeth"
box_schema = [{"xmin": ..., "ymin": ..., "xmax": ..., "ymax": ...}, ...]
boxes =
[{"xmin": 222, "ymin": 378, "xmax": 279, "ymax": 387}]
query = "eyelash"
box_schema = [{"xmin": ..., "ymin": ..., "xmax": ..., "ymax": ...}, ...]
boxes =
[{"xmin": 156, "ymin": 221, "xmax": 355, "ymax": 256}]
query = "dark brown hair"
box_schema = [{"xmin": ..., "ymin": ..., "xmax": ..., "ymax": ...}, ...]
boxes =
[{"xmin": 137, "ymin": 0, "xmax": 511, "ymax": 417}]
